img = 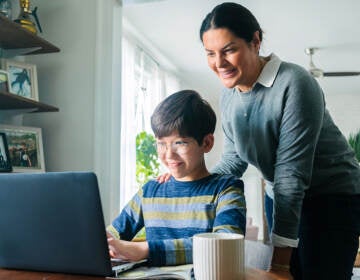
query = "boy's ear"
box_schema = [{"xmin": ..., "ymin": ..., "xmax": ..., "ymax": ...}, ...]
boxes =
[{"xmin": 202, "ymin": 134, "xmax": 214, "ymax": 153}]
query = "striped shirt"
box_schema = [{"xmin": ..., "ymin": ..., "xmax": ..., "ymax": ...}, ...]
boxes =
[{"xmin": 107, "ymin": 173, "xmax": 246, "ymax": 266}]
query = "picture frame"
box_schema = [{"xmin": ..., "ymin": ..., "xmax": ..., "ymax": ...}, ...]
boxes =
[
  {"xmin": 0, "ymin": 132, "xmax": 12, "ymax": 172},
  {"xmin": 0, "ymin": 69, "xmax": 10, "ymax": 93},
  {"xmin": 0, "ymin": 125, "xmax": 45, "ymax": 173},
  {"xmin": 2, "ymin": 59, "xmax": 39, "ymax": 101}
]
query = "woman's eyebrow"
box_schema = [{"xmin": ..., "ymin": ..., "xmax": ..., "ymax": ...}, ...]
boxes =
[{"xmin": 205, "ymin": 41, "xmax": 236, "ymax": 52}]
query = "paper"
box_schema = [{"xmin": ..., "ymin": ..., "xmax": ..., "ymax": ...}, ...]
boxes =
[{"xmin": 106, "ymin": 264, "xmax": 194, "ymax": 280}]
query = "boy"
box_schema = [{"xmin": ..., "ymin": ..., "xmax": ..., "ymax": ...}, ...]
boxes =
[{"xmin": 107, "ymin": 90, "xmax": 246, "ymax": 266}]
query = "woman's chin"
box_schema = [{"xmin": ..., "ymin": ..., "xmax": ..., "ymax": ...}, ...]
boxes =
[{"xmin": 220, "ymin": 77, "xmax": 239, "ymax": 88}]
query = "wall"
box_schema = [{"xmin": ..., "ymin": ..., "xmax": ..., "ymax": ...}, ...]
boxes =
[
  {"xmin": 21, "ymin": 0, "xmax": 122, "ymax": 224},
  {"xmin": 319, "ymin": 80, "xmax": 360, "ymax": 138}
]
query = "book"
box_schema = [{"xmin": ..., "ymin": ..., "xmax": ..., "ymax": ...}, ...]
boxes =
[{"xmin": 106, "ymin": 264, "xmax": 194, "ymax": 280}]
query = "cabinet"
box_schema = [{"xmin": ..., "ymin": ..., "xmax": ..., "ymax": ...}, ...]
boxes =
[{"xmin": 0, "ymin": 13, "xmax": 60, "ymax": 113}]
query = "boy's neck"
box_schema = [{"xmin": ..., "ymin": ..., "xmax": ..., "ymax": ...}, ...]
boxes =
[{"xmin": 173, "ymin": 169, "xmax": 211, "ymax": 182}]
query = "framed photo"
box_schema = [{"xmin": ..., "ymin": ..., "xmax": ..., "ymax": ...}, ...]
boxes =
[
  {"xmin": 0, "ymin": 125, "xmax": 45, "ymax": 173},
  {"xmin": 0, "ymin": 69, "xmax": 10, "ymax": 93},
  {"xmin": 0, "ymin": 132, "xmax": 12, "ymax": 172},
  {"xmin": 2, "ymin": 59, "xmax": 39, "ymax": 101}
]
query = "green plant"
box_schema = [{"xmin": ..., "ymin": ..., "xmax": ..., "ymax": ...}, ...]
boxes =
[
  {"xmin": 136, "ymin": 131, "xmax": 160, "ymax": 188},
  {"xmin": 134, "ymin": 131, "xmax": 160, "ymax": 240},
  {"xmin": 348, "ymin": 130, "xmax": 360, "ymax": 162}
]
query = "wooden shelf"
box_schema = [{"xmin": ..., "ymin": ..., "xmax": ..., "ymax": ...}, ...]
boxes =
[
  {"xmin": 0, "ymin": 91, "xmax": 59, "ymax": 112},
  {"xmin": 0, "ymin": 14, "xmax": 60, "ymax": 55}
]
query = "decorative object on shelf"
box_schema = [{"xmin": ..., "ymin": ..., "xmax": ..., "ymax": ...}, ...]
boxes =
[
  {"xmin": 14, "ymin": 0, "xmax": 42, "ymax": 34},
  {"xmin": 0, "ymin": 125, "xmax": 45, "ymax": 173},
  {"xmin": 0, "ymin": 69, "xmax": 10, "ymax": 92},
  {"xmin": 0, "ymin": 132, "xmax": 12, "ymax": 172},
  {"xmin": 0, "ymin": 0, "xmax": 12, "ymax": 19},
  {"xmin": 2, "ymin": 59, "xmax": 39, "ymax": 101}
]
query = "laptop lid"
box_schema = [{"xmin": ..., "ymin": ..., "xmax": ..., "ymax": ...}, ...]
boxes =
[{"xmin": 0, "ymin": 171, "xmax": 114, "ymax": 276}]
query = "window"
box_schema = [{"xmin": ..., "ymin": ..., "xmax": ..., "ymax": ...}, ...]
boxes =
[{"xmin": 120, "ymin": 36, "xmax": 180, "ymax": 209}]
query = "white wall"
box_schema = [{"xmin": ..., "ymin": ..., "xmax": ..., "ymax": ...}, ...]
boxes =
[
  {"xmin": 319, "ymin": 80, "xmax": 360, "ymax": 138},
  {"xmin": 24, "ymin": 0, "xmax": 96, "ymax": 171},
  {"xmin": 22, "ymin": 0, "xmax": 122, "ymax": 224}
]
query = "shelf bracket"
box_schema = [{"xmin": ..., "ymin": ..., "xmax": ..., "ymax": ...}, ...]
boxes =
[{"xmin": 0, "ymin": 47, "xmax": 42, "ymax": 58}]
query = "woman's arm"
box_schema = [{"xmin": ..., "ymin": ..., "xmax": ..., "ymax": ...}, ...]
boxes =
[
  {"xmin": 211, "ymin": 123, "xmax": 248, "ymax": 176},
  {"xmin": 272, "ymin": 73, "xmax": 324, "ymax": 242}
]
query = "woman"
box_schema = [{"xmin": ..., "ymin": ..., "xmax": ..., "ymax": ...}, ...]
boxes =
[{"xmin": 198, "ymin": 2, "xmax": 360, "ymax": 279}]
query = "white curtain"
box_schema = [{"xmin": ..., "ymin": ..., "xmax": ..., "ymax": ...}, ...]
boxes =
[{"xmin": 120, "ymin": 36, "xmax": 180, "ymax": 209}]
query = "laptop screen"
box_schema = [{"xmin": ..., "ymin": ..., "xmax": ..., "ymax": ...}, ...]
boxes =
[{"xmin": 0, "ymin": 172, "xmax": 113, "ymax": 276}]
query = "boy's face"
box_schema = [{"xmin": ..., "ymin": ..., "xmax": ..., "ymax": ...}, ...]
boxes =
[{"xmin": 155, "ymin": 132, "xmax": 214, "ymax": 181}]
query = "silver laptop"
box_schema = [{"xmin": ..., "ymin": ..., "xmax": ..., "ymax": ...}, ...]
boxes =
[{"xmin": 0, "ymin": 171, "xmax": 146, "ymax": 276}]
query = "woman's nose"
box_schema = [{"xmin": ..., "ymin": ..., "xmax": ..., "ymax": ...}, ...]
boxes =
[{"xmin": 215, "ymin": 54, "xmax": 226, "ymax": 68}]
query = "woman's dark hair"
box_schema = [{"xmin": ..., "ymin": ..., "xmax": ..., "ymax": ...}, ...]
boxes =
[
  {"xmin": 200, "ymin": 2, "xmax": 263, "ymax": 43},
  {"xmin": 151, "ymin": 90, "xmax": 216, "ymax": 145}
]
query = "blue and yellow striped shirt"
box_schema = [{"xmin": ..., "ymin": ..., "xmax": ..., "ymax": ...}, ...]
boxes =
[{"xmin": 108, "ymin": 173, "xmax": 246, "ymax": 266}]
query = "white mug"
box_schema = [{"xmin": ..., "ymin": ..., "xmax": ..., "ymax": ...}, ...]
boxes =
[{"xmin": 193, "ymin": 232, "xmax": 245, "ymax": 280}]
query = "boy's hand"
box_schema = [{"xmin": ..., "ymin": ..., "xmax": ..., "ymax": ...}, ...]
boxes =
[
  {"xmin": 107, "ymin": 232, "xmax": 149, "ymax": 261},
  {"xmin": 156, "ymin": 173, "xmax": 171, "ymax": 183}
]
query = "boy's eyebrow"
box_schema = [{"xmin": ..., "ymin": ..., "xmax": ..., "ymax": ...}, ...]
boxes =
[{"xmin": 205, "ymin": 41, "xmax": 236, "ymax": 52}]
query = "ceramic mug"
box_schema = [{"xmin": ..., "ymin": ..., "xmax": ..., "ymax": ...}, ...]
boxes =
[{"xmin": 193, "ymin": 232, "xmax": 245, "ymax": 280}]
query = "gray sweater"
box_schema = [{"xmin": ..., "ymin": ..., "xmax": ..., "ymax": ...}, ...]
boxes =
[{"xmin": 212, "ymin": 54, "xmax": 360, "ymax": 245}]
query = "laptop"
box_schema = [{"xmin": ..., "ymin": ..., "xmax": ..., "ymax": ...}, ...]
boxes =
[{"xmin": 0, "ymin": 171, "xmax": 146, "ymax": 276}]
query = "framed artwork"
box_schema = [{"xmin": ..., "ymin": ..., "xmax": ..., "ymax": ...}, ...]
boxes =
[
  {"xmin": 0, "ymin": 132, "xmax": 12, "ymax": 172},
  {"xmin": 0, "ymin": 125, "xmax": 45, "ymax": 173},
  {"xmin": 0, "ymin": 69, "xmax": 10, "ymax": 93},
  {"xmin": 2, "ymin": 59, "xmax": 39, "ymax": 101}
]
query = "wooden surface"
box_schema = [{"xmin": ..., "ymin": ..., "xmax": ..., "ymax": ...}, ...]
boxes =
[
  {"xmin": 0, "ymin": 14, "xmax": 60, "ymax": 54},
  {"xmin": 0, "ymin": 91, "xmax": 59, "ymax": 112},
  {"xmin": 0, "ymin": 268, "xmax": 277, "ymax": 280}
]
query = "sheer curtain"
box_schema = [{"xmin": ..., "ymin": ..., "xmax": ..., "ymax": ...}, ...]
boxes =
[{"xmin": 120, "ymin": 36, "xmax": 180, "ymax": 209}]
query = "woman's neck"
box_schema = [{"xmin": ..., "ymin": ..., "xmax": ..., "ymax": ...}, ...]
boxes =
[{"xmin": 236, "ymin": 57, "xmax": 267, "ymax": 92}]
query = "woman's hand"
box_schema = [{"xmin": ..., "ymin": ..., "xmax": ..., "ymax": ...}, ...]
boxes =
[
  {"xmin": 267, "ymin": 246, "xmax": 294, "ymax": 279},
  {"xmin": 107, "ymin": 232, "xmax": 149, "ymax": 261},
  {"xmin": 156, "ymin": 172, "xmax": 171, "ymax": 183},
  {"xmin": 266, "ymin": 269, "xmax": 293, "ymax": 279}
]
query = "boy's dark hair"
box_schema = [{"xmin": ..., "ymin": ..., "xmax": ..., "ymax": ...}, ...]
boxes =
[
  {"xmin": 151, "ymin": 90, "xmax": 216, "ymax": 145},
  {"xmin": 199, "ymin": 2, "xmax": 263, "ymax": 44}
]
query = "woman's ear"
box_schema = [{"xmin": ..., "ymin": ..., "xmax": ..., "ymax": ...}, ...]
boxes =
[
  {"xmin": 202, "ymin": 133, "xmax": 214, "ymax": 153},
  {"xmin": 252, "ymin": 31, "xmax": 261, "ymax": 52}
]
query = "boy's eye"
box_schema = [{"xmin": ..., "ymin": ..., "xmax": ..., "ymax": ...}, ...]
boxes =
[{"xmin": 174, "ymin": 141, "xmax": 188, "ymax": 146}]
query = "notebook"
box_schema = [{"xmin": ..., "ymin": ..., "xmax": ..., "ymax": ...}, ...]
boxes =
[{"xmin": 0, "ymin": 171, "xmax": 146, "ymax": 276}]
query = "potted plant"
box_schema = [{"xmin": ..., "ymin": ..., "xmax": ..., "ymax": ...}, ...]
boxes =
[
  {"xmin": 348, "ymin": 130, "xmax": 360, "ymax": 267},
  {"xmin": 136, "ymin": 131, "xmax": 160, "ymax": 187},
  {"xmin": 348, "ymin": 130, "xmax": 360, "ymax": 162},
  {"xmin": 134, "ymin": 131, "xmax": 160, "ymax": 241}
]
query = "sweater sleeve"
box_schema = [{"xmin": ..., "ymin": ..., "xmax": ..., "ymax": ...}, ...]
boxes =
[
  {"xmin": 107, "ymin": 187, "xmax": 145, "ymax": 241},
  {"xmin": 212, "ymin": 128, "xmax": 248, "ymax": 176},
  {"xmin": 212, "ymin": 92, "xmax": 248, "ymax": 176},
  {"xmin": 147, "ymin": 181, "xmax": 246, "ymax": 266},
  {"xmin": 272, "ymin": 70, "xmax": 324, "ymax": 244}
]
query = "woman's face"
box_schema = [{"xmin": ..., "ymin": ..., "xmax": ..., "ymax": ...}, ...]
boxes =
[{"xmin": 202, "ymin": 28, "xmax": 260, "ymax": 91}]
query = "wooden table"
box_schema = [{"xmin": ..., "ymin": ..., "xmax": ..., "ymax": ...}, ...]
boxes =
[{"xmin": 0, "ymin": 267, "xmax": 277, "ymax": 279}]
